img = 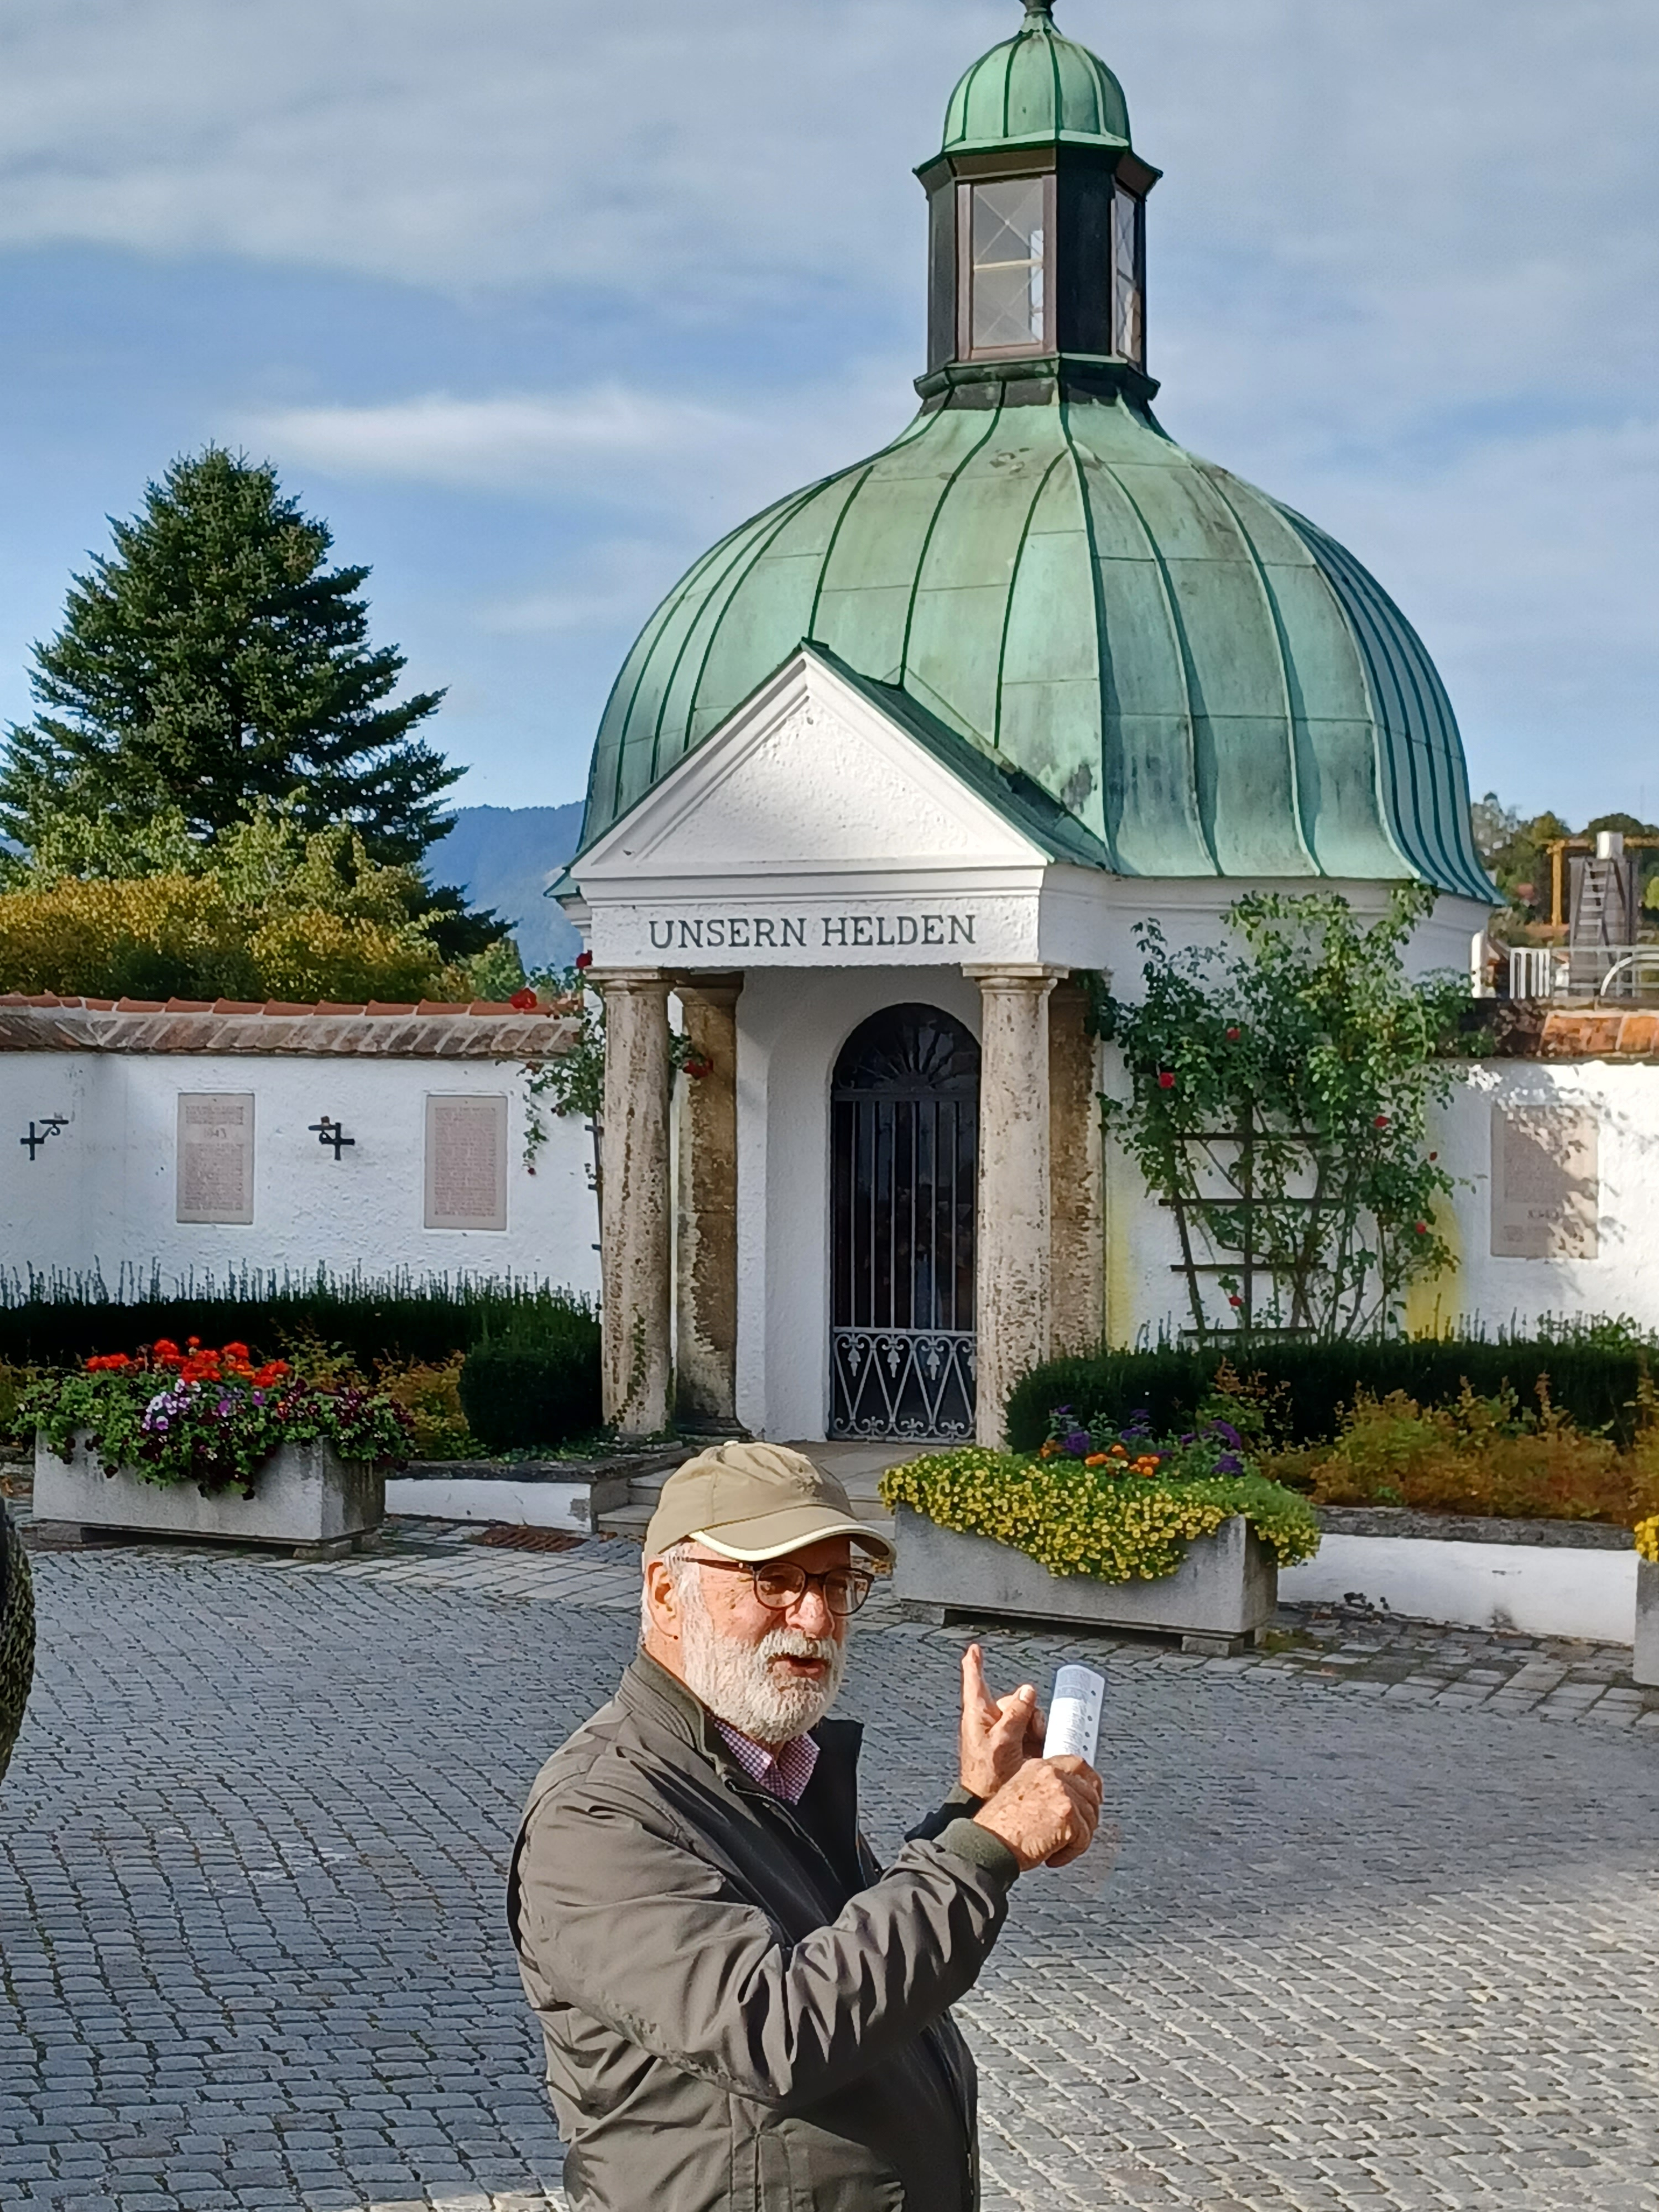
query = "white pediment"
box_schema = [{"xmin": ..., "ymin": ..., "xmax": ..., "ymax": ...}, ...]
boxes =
[{"xmin": 576, "ymin": 651, "xmax": 1046, "ymax": 885}]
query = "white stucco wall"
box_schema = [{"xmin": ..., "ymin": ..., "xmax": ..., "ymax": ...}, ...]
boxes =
[
  {"xmin": 1102, "ymin": 1053, "xmax": 1659, "ymax": 1347},
  {"xmin": 0, "ymin": 1051, "xmax": 599, "ymax": 1295}
]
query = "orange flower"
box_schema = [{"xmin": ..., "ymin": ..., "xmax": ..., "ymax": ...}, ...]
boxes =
[
  {"xmin": 1084, "ymin": 1452, "xmax": 1112, "ymax": 1467},
  {"xmin": 1109, "ymin": 1443, "xmax": 1128, "ymax": 1458}
]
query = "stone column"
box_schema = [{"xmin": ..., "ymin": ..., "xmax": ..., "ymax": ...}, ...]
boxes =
[
  {"xmin": 675, "ymin": 973, "xmax": 742, "ymax": 1430},
  {"xmin": 964, "ymin": 965, "xmax": 1064, "ymax": 1447},
  {"xmin": 1048, "ymin": 975, "xmax": 1105, "ymax": 1355},
  {"xmin": 594, "ymin": 968, "xmax": 673, "ymax": 1438}
]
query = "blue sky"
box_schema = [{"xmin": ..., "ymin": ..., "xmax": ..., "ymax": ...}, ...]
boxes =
[{"xmin": 0, "ymin": 0, "xmax": 1654, "ymax": 821}]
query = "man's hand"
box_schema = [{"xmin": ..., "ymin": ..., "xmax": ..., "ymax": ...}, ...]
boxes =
[
  {"xmin": 958, "ymin": 1643, "xmax": 1045, "ymax": 1800},
  {"xmin": 971, "ymin": 1757, "xmax": 1102, "ymax": 1871}
]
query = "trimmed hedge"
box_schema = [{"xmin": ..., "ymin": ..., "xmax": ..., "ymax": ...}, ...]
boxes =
[
  {"xmin": 457, "ymin": 1317, "xmax": 603, "ymax": 1452},
  {"xmin": 0, "ymin": 1269, "xmax": 591, "ymax": 1376},
  {"xmin": 1006, "ymin": 1338, "xmax": 1656, "ymax": 1455}
]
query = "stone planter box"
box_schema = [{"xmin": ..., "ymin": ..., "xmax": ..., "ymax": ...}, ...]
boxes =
[
  {"xmin": 893, "ymin": 1505, "xmax": 1277, "ymax": 1655},
  {"xmin": 1636, "ymin": 1561, "xmax": 1659, "ymax": 1687},
  {"xmin": 34, "ymin": 1434, "xmax": 384, "ymax": 1555},
  {"xmin": 384, "ymin": 1446, "xmax": 687, "ymax": 1535}
]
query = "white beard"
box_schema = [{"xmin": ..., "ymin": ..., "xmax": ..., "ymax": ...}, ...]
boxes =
[{"xmin": 677, "ymin": 1571, "xmax": 847, "ymax": 1744}]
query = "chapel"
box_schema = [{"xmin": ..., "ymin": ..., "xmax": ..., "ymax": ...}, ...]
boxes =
[{"xmin": 558, "ymin": 0, "xmax": 1496, "ymax": 1447}]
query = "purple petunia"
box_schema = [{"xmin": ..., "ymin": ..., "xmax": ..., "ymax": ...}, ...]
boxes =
[
  {"xmin": 1215, "ymin": 1452, "xmax": 1244, "ymax": 1475},
  {"xmin": 1063, "ymin": 1428, "xmax": 1092, "ymax": 1457},
  {"xmin": 1208, "ymin": 1419, "xmax": 1244, "ymax": 1449}
]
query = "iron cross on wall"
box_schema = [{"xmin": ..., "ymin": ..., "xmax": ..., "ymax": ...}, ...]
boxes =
[
  {"xmin": 308, "ymin": 1116, "xmax": 356, "ymax": 1160},
  {"xmin": 19, "ymin": 1116, "xmax": 67, "ymax": 1160}
]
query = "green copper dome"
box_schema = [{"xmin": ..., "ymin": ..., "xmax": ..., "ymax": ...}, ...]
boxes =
[
  {"xmin": 941, "ymin": 0, "xmax": 1131, "ymax": 156},
  {"xmin": 577, "ymin": 2, "xmax": 1492, "ymax": 907},
  {"xmin": 580, "ymin": 395, "xmax": 1492, "ymax": 901}
]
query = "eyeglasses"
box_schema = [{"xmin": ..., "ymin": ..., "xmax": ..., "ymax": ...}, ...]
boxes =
[{"xmin": 695, "ymin": 1557, "xmax": 875, "ymax": 1616}]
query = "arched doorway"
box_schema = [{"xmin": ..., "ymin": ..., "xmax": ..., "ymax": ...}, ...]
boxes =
[{"xmin": 829, "ymin": 1004, "xmax": 978, "ymax": 1439}]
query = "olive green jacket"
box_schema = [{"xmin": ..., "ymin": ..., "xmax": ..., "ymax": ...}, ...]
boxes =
[
  {"xmin": 509, "ymin": 1655, "xmax": 1019, "ymax": 2212},
  {"xmin": 0, "ymin": 1501, "xmax": 34, "ymax": 1785}
]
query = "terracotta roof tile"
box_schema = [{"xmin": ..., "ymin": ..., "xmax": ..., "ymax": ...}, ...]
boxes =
[
  {"xmin": 1540, "ymin": 1010, "xmax": 1626, "ymax": 1057},
  {"xmin": 259, "ymin": 1001, "xmax": 316, "ymax": 1016},
  {"xmin": 163, "ymin": 999, "xmax": 216, "ymax": 1013},
  {"xmin": 312, "ymin": 1001, "xmax": 368, "ymax": 1015},
  {"xmin": 114, "ymin": 998, "xmax": 166, "ymax": 1013},
  {"xmin": 364, "ymin": 1001, "xmax": 418, "ymax": 1015},
  {"xmin": 212, "ymin": 1000, "xmax": 264, "ymax": 1013}
]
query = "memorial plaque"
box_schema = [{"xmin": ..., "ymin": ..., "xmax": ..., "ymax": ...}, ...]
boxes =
[
  {"xmin": 1490, "ymin": 1104, "xmax": 1599, "ymax": 1259},
  {"xmin": 425, "ymin": 1094, "xmax": 508, "ymax": 1232},
  {"xmin": 176, "ymin": 1093, "xmax": 255, "ymax": 1225}
]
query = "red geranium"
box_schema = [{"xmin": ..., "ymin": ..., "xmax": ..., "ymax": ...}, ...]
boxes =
[
  {"xmin": 1157, "ymin": 1071, "xmax": 1176, "ymax": 1090},
  {"xmin": 575, "ymin": 951, "xmax": 593, "ymax": 971},
  {"xmin": 509, "ymin": 988, "xmax": 538, "ymax": 1011}
]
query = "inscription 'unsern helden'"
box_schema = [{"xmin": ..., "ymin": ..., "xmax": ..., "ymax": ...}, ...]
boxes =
[{"xmin": 646, "ymin": 914, "xmax": 977, "ymax": 952}]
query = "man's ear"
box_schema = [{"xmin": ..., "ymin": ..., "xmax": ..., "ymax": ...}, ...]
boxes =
[{"xmin": 643, "ymin": 1556, "xmax": 681, "ymax": 1645}]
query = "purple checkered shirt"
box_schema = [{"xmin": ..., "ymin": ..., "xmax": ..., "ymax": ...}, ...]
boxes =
[{"xmin": 716, "ymin": 1720, "xmax": 820, "ymax": 1804}]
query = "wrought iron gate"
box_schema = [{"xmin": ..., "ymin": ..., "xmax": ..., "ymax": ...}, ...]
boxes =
[{"xmin": 829, "ymin": 1004, "xmax": 978, "ymax": 1439}]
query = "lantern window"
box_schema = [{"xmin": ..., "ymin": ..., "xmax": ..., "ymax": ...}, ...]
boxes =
[
  {"xmin": 1111, "ymin": 183, "xmax": 1144, "ymax": 366},
  {"xmin": 965, "ymin": 178, "xmax": 1050, "ymax": 354}
]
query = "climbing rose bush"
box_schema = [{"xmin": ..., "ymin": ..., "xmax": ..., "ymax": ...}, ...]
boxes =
[{"xmin": 25, "ymin": 1339, "xmax": 413, "ymax": 1495}]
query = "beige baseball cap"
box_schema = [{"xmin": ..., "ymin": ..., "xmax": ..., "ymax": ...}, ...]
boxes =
[{"xmin": 643, "ymin": 1441, "xmax": 895, "ymax": 1564}]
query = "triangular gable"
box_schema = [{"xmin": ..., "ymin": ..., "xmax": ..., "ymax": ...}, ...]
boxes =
[{"xmin": 573, "ymin": 647, "xmax": 1102, "ymax": 886}]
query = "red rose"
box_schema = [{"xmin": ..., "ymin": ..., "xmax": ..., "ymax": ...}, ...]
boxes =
[
  {"xmin": 575, "ymin": 951, "xmax": 593, "ymax": 971},
  {"xmin": 1225, "ymin": 1026, "xmax": 1240, "ymax": 1041},
  {"xmin": 1414, "ymin": 1221, "xmax": 1428, "ymax": 1234},
  {"xmin": 1228, "ymin": 1295, "xmax": 1242, "ymax": 1309},
  {"xmin": 1157, "ymin": 1071, "xmax": 1176, "ymax": 1090},
  {"xmin": 1374, "ymin": 1115, "xmax": 1389, "ymax": 1129},
  {"xmin": 509, "ymin": 988, "xmax": 538, "ymax": 1011}
]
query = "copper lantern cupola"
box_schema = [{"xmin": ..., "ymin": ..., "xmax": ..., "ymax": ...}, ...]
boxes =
[{"xmin": 916, "ymin": 0, "xmax": 1160, "ymax": 410}]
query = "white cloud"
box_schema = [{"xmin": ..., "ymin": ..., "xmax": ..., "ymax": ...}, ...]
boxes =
[
  {"xmin": 5, "ymin": 0, "xmax": 1651, "ymax": 816},
  {"xmin": 253, "ymin": 389, "xmax": 750, "ymax": 491},
  {"xmin": 247, "ymin": 363, "xmax": 908, "ymax": 521}
]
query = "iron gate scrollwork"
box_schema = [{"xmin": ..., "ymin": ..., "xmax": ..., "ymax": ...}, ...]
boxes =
[{"xmin": 830, "ymin": 1004, "xmax": 978, "ymax": 1439}]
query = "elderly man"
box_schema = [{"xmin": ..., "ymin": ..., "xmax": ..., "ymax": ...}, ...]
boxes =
[{"xmin": 509, "ymin": 1442, "xmax": 1102, "ymax": 2212}]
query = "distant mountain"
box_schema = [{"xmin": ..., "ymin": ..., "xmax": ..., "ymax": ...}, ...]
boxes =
[{"xmin": 428, "ymin": 802, "xmax": 585, "ymax": 971}]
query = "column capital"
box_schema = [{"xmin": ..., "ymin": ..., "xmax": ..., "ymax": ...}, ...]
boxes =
[
  {"xmin": 589, "ymin": 966, "xmax": 672, "ymax": 995},
  {"xmin": 961, "ymin": 963, "xmax": 1069, "ymax": 990},
  {"xmin": 674, "ymin": 971, "xmax": 744, "ymax": 1008}
]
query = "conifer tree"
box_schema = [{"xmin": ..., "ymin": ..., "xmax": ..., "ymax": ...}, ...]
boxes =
[{"xmin": 0, "ymin": 448, "xmax": 457, "ymax": 867}]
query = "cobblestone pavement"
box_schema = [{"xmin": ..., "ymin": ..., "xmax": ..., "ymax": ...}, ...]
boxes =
[{"xmin": 2, "ymin": 1526, "xmax": 1657, "ymax": 2211}]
